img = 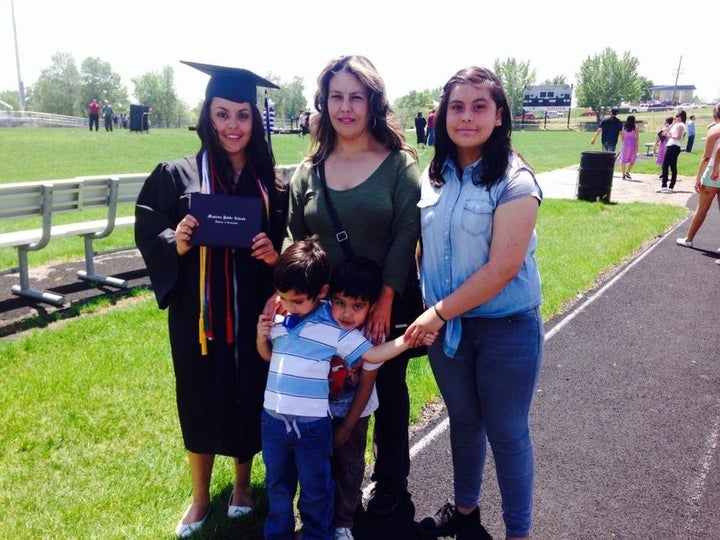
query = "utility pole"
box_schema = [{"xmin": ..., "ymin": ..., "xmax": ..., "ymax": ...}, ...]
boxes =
[
  {"xmin": 11, "ymin": 0, "xmax": 27, "ymax": 114},
  {"xmin": 671, "ymin": 55, "xmax": 683, "ymax": 105}
]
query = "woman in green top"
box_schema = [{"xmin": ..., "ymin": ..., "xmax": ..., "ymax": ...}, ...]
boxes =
[{"xmin": 284, "ymin": 55, "xmax": 422, "ymax": 524}]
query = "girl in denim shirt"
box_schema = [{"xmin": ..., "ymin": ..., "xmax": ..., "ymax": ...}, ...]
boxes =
[{"xmin": 407, "ymin": 66, "xmax": 544, "ymax": 540}]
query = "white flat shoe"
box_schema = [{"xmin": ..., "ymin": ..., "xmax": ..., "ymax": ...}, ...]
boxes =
[
  {"xmin": 228, "ymin": 492, "xmax": 252, "ymax": 518},
  {"xmin": 175, "ymin": 507, "xmax": 210, "ymax": 538}
]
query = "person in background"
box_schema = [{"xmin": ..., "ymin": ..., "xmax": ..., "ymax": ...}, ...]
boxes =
[
  {"xmin": 134, "ymin": 61, "xmax": 286, "ymax": 538},
  {"xmin": 619, "ymin": 115, "xmax": 639, "ymax": 180},
  {"xmin": 426, "ymin": 108, "xmax": 436, "ymax": 146},
  {"xmin": 282, "ymin": 54, "xmax": 422, "ymax": 523},
  {"xmin": 654, "ymin": 116, "xmax": 673, "ymax": 175},
  {"xmin": 658, "ymin": 110, "xmax": 687, "ymax": 193},
  {"xmin": 300, "ymin": 110, "xmax": 311, "ymax": 137},
  {"xmin": 103, "ymin": 100, "xmax": 114, "ymax": 132},
  {"xmin": 88, "ymin": 98, "xmax": 100, "ymax": 131},
  {"xmin": 590, "ymin": 107, "xmax": 622, "ymax": 152},
  {"xmin": 256, "ymin": 239, "xmax": 433, "ymax": 540},
  {"xmin": 408, "ymin": 66, "xmax": 544, "ymax": 540},
  {"xmin": 685, "ymin": 114, "xmax": 696, "ymax": 152},
  {"xmin": 676, "ymin": 103, "xmax": 720, "ymax": 253},
  {"xmin": 414, "ymin": 111, "xmax": 427, "ymax": 148}
]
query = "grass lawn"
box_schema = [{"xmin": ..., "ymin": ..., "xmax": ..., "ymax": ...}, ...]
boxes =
[
  {"xmin": 0, "ymin": 126, "xmax": 691, "ymax": 539},
  {"xmin": 0, "ymin": 126, "xmax": 702, "ymax": 271}
]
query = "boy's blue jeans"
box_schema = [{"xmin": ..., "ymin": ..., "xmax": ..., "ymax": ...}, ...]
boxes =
[
  {"xmin": 428, "ymin": 307, "xmax": 544, "ymax": 538},
  {"xmin": 261, "ymin": 410, "xmax": 334, "ymax": 540}
]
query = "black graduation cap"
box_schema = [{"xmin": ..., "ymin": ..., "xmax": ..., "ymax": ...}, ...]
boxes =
[{"xmin": 181, "ymin": 60, "xmax": 279, "ymax": 104}]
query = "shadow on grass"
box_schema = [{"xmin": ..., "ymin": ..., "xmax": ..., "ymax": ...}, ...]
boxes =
[{"xmin": 0, "ymin": 278, "xmax": 151, "ymax": 339}]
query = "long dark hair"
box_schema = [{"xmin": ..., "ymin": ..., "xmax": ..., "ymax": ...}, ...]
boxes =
[
  {"xmin": 309, "ymin": 55, "xmax": 417, "ymax": 164},
  {"xmin": 429, "ymin": 66, "xmax": 513, "ymax": 188},
  {"xmin": 624, "ymin": 115, "xmax": 636, "ymax": 131},
  {"xmin": 195, "ymin": 99, "xmax": 276, "ymax": 194}
]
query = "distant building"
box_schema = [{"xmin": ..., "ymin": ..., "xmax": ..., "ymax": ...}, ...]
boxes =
[{"xmin": 650, "ymin": 85, "xmax": 696, "ymax": 104}]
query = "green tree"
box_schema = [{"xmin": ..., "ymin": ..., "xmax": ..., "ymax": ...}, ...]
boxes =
[
  {"xmin": 575, "ymin": 48, "xmax": 642, "ymax": 122},
  {"xmin": 0, "ymin": 90, "xmax": 20, "ymax": 111},
  {"xmin": 80, "ymin": 57, "xmax": 127, "ymax": 111},
  {"xmin": 29, "ymin": 52, "xmax": 81, "ymax": 115},
  {"xmin": 637, "ymin": 76, "xmax": 654, "ymax": 102},
  {"xmin": 493, "ymin": 58, "xmax": 536, "ymax": 118},
  {"xmin": 267, "ymin": 74, "xmax": 307, "ymax": 129},
  {"xmin": 428, "ymin": 86, "xmax": 443, "ymax": 104},
  {"xmin": 542, "ymin": 75, "xmax": 567, "ymax": 85},
  {"xmin": 394, "ymin": 90, "xmax": 435, "ymax": 129},
  {"xmin": 155, "ymin": 66, "xmax": 179, "ymax": 128},
  {"xmin": 132, "ymin": 67, "xmax": 180, "ymax": 128}
]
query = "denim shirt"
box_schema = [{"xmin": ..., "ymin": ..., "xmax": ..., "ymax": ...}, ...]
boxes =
[{"xmin": 418, "ymin": 153, "xmax": 543, "ymax": 357}]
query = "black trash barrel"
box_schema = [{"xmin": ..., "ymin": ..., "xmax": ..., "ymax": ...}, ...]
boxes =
[
  {"xmin": 576, "ymin": 151, "xmax": 616, "ymax": 202},
  {"xmin": 129, "ymin": 104, "xmax": 150, "ymax": 132}
]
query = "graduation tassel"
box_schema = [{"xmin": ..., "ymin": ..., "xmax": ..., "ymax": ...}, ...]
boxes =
[
  {"xmin": 224, "ymin": 248, "xmax": 234, "ymax": 344},
  {"xmin": 198, "ymin": 245, "xmax": 208, "ymax": 356}
]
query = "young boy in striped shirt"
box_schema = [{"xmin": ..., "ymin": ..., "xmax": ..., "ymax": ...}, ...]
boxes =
[{"xmin": 256, "ymin": 237, "xmax": 433, "ymax": 540}]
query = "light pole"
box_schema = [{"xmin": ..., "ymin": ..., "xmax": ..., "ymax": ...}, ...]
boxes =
[
  {"xmin": 11, "ymin": 0, "xmax": 27, "ymax": 114},
  {"xmin": 671, "ymin": 55, "xmax": 683, "ymax": 105}
]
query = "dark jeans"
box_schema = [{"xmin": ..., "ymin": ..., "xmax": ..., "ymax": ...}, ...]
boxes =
[
  {"xmin": 371, "ymin": 348, "xmax": 411, "ymax": 491},
  {"xmin": 602, "ymin": 140, "xmax": 617, "ymax": 152},
  {"xmin": 686, "ymin": 135, "xmax": 695, "ymax": 153},
  {"xmin": 89, "ymin": 113, "xmax": 99, "ymax": 131},
  {"xmin": 662, "ymin": 144, "xmax": 682, "ymax": 188},
  {"xmin": 332, "ymin": 415, "xmax": 370, "ymax": 528},
  {"xmin": 104, "ymin": 115, "xmax": 113, "ymax": 131}
]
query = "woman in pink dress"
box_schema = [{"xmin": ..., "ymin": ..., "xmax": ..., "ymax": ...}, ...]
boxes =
[{"xmin": 619, "ymin": 115, "xmax": 639, "ymax": 179}]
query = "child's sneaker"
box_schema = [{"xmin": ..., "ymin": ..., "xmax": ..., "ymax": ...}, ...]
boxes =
[{"xmin": 334, "ymin": 527, "xmax": 354, "ymax": 540}]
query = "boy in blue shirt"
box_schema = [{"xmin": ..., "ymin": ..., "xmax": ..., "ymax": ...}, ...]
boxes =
[
  {"xmin": 256, "ymin": 238, "xmax": 434, "ymax": 540},
  {"xmin": 327, "ymin": 256, "xmax": 385, "ymax": 540}
]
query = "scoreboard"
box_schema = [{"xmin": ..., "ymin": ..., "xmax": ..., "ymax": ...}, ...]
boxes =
[{"xmin": 522, "ymin": 84, "xmax": 572, "ymax": 111}]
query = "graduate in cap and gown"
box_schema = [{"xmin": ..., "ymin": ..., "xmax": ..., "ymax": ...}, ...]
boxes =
[{"xmin": 134, "ymin": 61, "xmax": 287, "ymax": 538}]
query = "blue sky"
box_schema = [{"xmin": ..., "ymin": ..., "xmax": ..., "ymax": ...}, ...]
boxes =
[{"xmin": 1, "ymin": 0, "xmax": 716, "ymax": 108}]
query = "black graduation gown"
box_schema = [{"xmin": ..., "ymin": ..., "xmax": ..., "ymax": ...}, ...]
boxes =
[{"xmin": 134, "ymin": 154, "xmax": 284, "ymax": 460}]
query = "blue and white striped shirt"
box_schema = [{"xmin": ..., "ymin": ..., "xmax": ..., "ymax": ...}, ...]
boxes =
[{"xmin": 264, "ymin": 301, "xmax": 373, "ymax": 417}]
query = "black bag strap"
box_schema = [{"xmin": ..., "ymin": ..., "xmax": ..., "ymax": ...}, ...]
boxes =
[{"xmin": 317, "ymin": 162, "xmax": 354, "ymax": 259}]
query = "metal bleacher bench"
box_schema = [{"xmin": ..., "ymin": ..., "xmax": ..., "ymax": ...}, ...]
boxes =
[{"xmin": 0, "ymin": 173, "xmax": 147, "ymax": 306}]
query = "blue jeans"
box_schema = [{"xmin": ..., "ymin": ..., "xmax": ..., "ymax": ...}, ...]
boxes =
[
  {"xmin": 602, "ymin": 140, "xmax": 617, "ymax": 152},
  {"xmin": 428, "ymin": 307, "xmax": 543, "ymax": 538},
  {"xmin": 261, "ymin": 410, "xmax": 334, "ymax": 540}
]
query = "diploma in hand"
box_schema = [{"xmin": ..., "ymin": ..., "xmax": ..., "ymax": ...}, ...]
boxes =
[{"xmin": 189, "ymin": 193, "xmax": 262, "ymax": 248}]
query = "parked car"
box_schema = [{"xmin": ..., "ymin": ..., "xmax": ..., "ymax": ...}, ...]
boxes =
[
  {"xmin": 648, "ymin": 102, "xmax": 673, "ymax": 112},
  {"xmin": 514, "ymin": 112, "xmax": 536, "ymax": 121},
  {"xmin": 544, "ymin": 110, "xmax": 563, "ymax": 118}
]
